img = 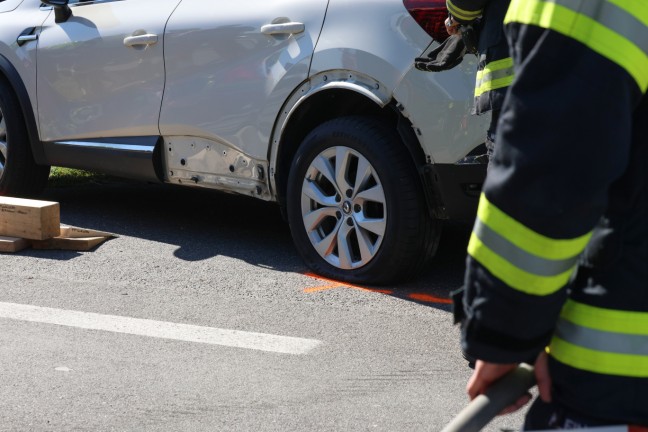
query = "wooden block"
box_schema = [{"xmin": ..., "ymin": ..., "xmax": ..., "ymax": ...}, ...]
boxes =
[
  {"xmin": 0, "ymin": 236, "xmax": 30, "ymax": 253},
  {"xmin": 60, "ymin": 225, "xmax": 116, "ymax": 239},
  {"xmin": 28, "ymin": 224, "xmax": 115, "ymax": 251},
  {"xmin": 0, "ymin": 197, "xmax": 60, "ymax": 240},
  {"xmin": 31, "ymin": 236, "xmax": 108, "ymax": 251}
]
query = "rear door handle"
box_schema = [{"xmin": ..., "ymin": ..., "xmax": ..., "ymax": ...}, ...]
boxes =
[
  {"xmin": 17, "ymin": 28, "xmax": 38, "ymax": 46},
  {"xmin": 260, "ymin": 22, "xmax": 304, "ymax": 35},
  {"xmin": 123, "ymin": 33, "xmax": 158, "ymax": 47},
  {"xmin": 17, "ymin": 34, "xmax": 38, "ymax": 45}
]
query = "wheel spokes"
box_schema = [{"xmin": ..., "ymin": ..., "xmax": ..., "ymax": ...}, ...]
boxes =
[
  {"xmin": 334, "ymin": 147, "xmax": 353, "ymax": 195},
  {"xmin": 0, "ymin": 140, "xmax": 6, "ymax": 162},
  {"xmin": 355, "ymin": 226, "xmax": 376, "ymax": 264},
  {"xmin": 355, "ymin": 183, "xmax": 385, "ymax": 206},
  {"xmin": 313, "ymin": 224, "xmax": 340, "ymax": 258},
  {"xmin": 0, "ymin": 115, "xmax": 6, "ymax": 175},
  {"xmin": 353, "ymin": 156, "xmax": 372, "ymax": 197},
  {"xmin": 0, "ymin": 115, "xmax": 6, "ymax": 139},
  {"xmin": 303, "ymin": 206, "xmax": 338, "ymax": 232},
  {"xmin": 336, "ymin": 222, "xmax": 354, "ymax": 270},
  {"xmin": 310, "ymin": 154, "xmax": 340, "ymax": 197},
  {"xmin": 302, "ymin": 179, "xmax": 337, "ymax": 207},
  {"xmin": 355, "ymin": 215, "xmax": 386, "ymax": 238}
]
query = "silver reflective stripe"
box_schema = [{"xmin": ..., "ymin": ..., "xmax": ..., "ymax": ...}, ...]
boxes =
[
  {"xmin": 476, "ymin": 65, "xmax": 515, "ymax": 88},
  {"xmin": 555, "ymin": 318, "xmax": 648, "ymax": 356},
  {"xmin": 473, "ymin": 218, "xmax": 579, "ymax": 277},
  {"xmin": 546, "ymin": 0, "xmax": 648, "ymax": 57},
  {"xmin": 475, "ymin": 67, "xmax": 514, "ymax": 93}
]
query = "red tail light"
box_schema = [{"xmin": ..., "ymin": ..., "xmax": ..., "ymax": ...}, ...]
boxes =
[{"xmin": 403, "ymin": 0, "xmax": 450, "ymax": 42}]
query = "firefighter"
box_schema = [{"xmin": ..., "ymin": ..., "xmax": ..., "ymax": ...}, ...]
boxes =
[
  {"xmin": 455, "ymin": 0, "xmax": 648, "ymax": 429},
  {"xmin": 446, "ymin": 0, "xmax": 513, "ymax": 160}
]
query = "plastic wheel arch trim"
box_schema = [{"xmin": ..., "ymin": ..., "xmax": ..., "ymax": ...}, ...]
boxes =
[{"xmin": 268, "ymin": 70, "xmax": 401, "ymax": 200}]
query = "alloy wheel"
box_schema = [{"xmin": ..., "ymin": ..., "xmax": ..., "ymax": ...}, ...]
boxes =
[{"xmin": 300, "ymin": 146, "xmax": 387, "ymax": 270}]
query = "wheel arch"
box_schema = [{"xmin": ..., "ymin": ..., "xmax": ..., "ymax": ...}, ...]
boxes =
[
  {"xmin": 0, "ymin": 54, "xmax": 45, "ymax": 164},
  {"xmin": 270, "ymin": 72, "xmax": 431, "ymax": 216}
]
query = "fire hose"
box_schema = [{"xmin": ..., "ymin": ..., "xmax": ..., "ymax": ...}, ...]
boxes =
[{"xmin": 441, "ymin": 363, "xmax": 536, "ymax": 432}]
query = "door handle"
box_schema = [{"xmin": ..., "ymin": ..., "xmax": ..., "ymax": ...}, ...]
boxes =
[
  {"xmin": 123, "ymin": 33, "xmax": 158, "ymax": 47},
  {"xmin": 17, "ymin": 34, "xmax": 38, "ymax": 45},
  {"xmin": 17, "ymin": 28, "xmax": 38, "ymax": 46},
  {"xmin": 260, "ymin": 22, "xmax": 305, "ymax": 35}
]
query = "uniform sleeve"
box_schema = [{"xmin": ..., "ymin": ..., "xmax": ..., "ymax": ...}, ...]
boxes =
[
  {"xmin": 446, "ymin": 0, "xmax": 490, "ymax": 24},
  {"xmin": 460, "ymin": 24, "xmax": 644, "ymax": 363}
]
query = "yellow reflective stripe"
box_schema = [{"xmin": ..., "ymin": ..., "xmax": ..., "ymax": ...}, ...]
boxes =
[
  {"xmin": 468, "ymin": 231, "xmax": 575, "ymax": 295},
  {"xmin": 473, "ymin": 218, "xmax": 580, "ymax": 277},
  {"xmin": 561, "ymin": 300, "xmax": 648, "ymax": 335},
  {"xmin": 475, "ymin": 57, "xmax": 515, "ymax": 97},
  {"xmin": 505, "ymin": 0, "xmax": 648, "ymax": 92},
  {"xmin": 474, "ymin": 75, "xmax": 514, "ymax": 97},
  {"xmin": 446, "ymin": 0, "xmax": 483, "ymax": 21},
  {"xmin": 551, "ymin": 301, "xmax": 648, "ymax": 376},
  {"xmin": 476, "ymin": 193, "xmax": 592, "ymax": 260},
  {"xmin": 468, "ymin": 193, "xmax": 591, "ymax": 295},
  {"xmin": 550, "ymin": 336, "xmax": 648, "ymax": 377}
]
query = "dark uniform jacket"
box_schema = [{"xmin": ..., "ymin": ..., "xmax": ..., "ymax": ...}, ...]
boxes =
[
  {"xmin": 446, "ymin": 0, "xmax": 512, "ymax": 115},
  {"xmin": 460, "ymin": 0, "xmax": 648, "ymax": 425}
]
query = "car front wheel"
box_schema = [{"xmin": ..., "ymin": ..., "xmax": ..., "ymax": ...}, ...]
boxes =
[
  {"xmin": 0, "ymin": 80, "xmax": 50, "ymax": 197},
  {"xmin": 287, "ymin": 116, "xmax": 440, "ymax": 285}
]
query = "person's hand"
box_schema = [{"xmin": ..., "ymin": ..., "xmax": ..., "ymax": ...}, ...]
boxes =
[
  {"xmin": 466, "ymin": 360, "xmax": 532, "ymax": 415},
  {"xmin": 445, "ymin": 16, "xmax": 461, "ymax": 35},
  {"xmin": 467, "ymin": 360, "xmax": 517, "ymax": 399},
  {"xmin": 535, "ymin": 351, "xmax": 552, "ymax": 403}
]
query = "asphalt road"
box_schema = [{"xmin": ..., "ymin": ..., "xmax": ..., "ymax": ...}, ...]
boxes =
[{"xmin": 1, "ymin": 180, "xmax": 530, "ymax": 431}]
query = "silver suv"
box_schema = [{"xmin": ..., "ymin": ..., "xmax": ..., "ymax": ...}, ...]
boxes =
[{"xmin": 0, "ymin": 0, "xmax": 488, "ymax": 284}]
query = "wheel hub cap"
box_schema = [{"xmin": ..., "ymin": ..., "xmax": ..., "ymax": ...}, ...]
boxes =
[{"xmin": 342, "ymin": 201, "xmax": 352, "ymax": 215}]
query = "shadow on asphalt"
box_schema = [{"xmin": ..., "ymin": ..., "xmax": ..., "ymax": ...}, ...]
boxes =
[{"xmin": 35, "ymin": 180, "xmax": 473, "ymax": 310}]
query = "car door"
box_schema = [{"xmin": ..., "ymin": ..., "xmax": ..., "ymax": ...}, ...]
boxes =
[
  {"xmin": 36, "ymin": 0, "xmax": 182, "ymax": 143},
  {"xmin": 159, "ymin": 0, "xmax": 329, "ymax": 162},
  {"xmin": 0, "ymin": 0, "xmax": 26, "ymax": 13}
]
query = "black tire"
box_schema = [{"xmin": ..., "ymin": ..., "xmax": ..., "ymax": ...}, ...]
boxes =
[
  {"xmin": 287, "ymin": 115, "xmax": 441, "ymax": 285},
  {"xmin": 0, "ymin": 79, "xmax": 50, "ymax": 197}
]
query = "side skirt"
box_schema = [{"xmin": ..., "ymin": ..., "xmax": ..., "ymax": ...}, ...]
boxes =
[{"xmin": 41, "ymin": 136, "xmax": 161, "ymax": 182}]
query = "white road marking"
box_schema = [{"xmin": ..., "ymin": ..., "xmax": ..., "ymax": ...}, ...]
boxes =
[{"xmin": 0, "ymin": 302, "xmax": 321, "ymax": 355}]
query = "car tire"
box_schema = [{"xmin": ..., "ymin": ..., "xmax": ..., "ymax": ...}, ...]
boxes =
[
  {"xmin": 287, "ymin": 115, "xmax": 441, "ymax": 285},
  {"xmin": 0, "ymin": 80, "xmax": 50, "ymax": 197}
]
